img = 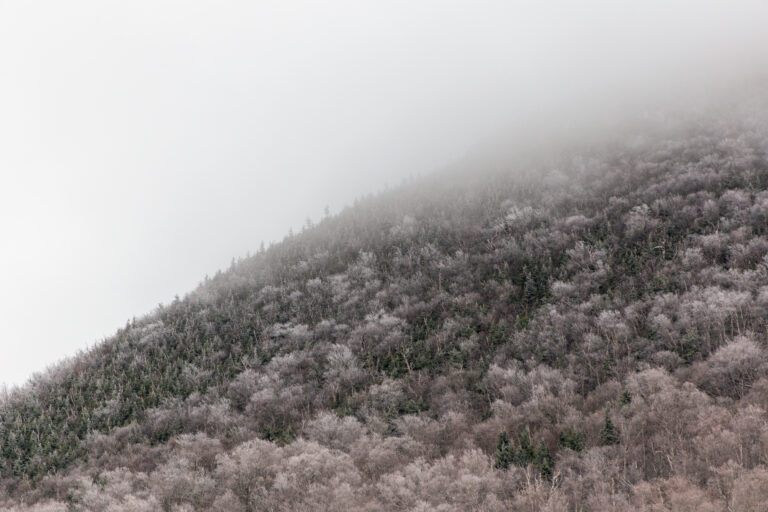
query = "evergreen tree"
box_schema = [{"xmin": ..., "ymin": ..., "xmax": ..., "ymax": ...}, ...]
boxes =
[
  {"xmin": 533, "ymin": 440, "xmax": 554, "ymax": 480},
  {"xmin": 515, "ymin": 426, "xmax": 535, "ymax": 466},
  {"xmin": 599, "ymin": 406, "xmax": 621, "ymax": 446},
  {"xmin": 558, "ymin": 427, "xmax": 585, "ymax": 452},
  {"xmin": 494, "ymin": 431, "xmax": 514, "ymax": 469},
  {"xmin": 523, "ymin": 272, "xmax": 538, "ymax": 308},
  {"xmin": 619, "ymin": 389, "xmax": 632, "ymax": 405}
]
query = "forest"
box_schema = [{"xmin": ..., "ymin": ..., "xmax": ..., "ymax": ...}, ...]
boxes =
[{"xmin": 3, "ymin": 98, "xmax": 768, "ymax": 510}]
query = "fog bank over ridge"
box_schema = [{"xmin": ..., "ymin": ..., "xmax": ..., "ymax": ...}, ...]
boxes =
[{"xmin": 1, "ymin": 0, "xmax": 767, "ymax": 386}]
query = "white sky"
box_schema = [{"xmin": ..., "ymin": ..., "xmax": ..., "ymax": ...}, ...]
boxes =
[{"xmin": 1, "ymin": 0, "xmax": 767, "ymax": 387}]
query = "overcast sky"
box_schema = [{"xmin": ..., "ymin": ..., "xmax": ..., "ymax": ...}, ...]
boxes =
[{"xmin": 1, "ymin": 0, "xmax": 767, "ymax": 387}]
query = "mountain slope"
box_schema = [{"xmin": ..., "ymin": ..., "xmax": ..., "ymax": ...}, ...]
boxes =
[{"xmin": 4, "ymin": 102, "xmax": 768, "ymax": 510}]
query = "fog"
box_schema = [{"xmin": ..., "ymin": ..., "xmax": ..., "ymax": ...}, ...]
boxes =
[{"xmin": 0, "ymin": 0, "xmax": 766, "ymax": 387}]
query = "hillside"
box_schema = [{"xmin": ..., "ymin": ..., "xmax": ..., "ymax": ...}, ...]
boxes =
[{"xmin": 4, "ymin": 100, "xmax": 768, "ymax": 511}]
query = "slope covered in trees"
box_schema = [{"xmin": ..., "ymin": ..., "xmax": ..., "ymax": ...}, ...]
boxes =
[{"xmin": 4, "ymin": 99, "xmax": 768, "ymax": 510}]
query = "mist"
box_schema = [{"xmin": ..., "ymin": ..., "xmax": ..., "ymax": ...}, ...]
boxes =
[{"xmin": 0, "ymin": 0, "xmax": 767, "ymax": 387}]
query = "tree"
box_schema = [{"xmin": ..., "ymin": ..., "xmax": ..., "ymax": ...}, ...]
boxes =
[
  {"xmin": 558, "ymin": 427, "xmax": 584, "ymax": 452},
  {"xmin": 494, "ymin": 431, "xmax": 514, "ymax": 470},
  {"xmin": 533, "ymin": 441, "xmax": 554, "ymax": 480},
  {"xmin": 599, "ymin": 406, "xmax": 620, "ymax": 446},
  {"xmin": 495, "ymin": 428, "xmax": 553, "ymax": 479}
]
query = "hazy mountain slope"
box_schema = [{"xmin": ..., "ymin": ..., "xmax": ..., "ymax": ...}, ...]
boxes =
[{"xmin": 4, "ymin": 104, "xmax": 768, "ymax": 510}]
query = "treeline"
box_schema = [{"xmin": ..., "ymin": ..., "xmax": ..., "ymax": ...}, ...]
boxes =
[{"xmin": 3, "ymin": 102, "xmax": 768, "ymax": 510}]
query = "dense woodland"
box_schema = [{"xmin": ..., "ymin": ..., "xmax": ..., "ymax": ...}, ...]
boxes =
[{"xmin": 4, "ymin": 99, "xmax": 768, "ymax": 510}]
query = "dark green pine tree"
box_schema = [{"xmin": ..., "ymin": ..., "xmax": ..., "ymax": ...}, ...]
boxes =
[
  {"xmin": 515, "ymin": 426, "xmax": 535, "ymax": 466},
  {"xmin": 496, "ymin": 427, "xmax": 554, "ymax": 478},
  {"xmin": 619, "ymin": 389, "xmax": 632, "ymax": 405},
  {"xmin": 494, "ymin": 431, "xmax": 514, "ymax": 469},
  {"xmin": 558, "ymin": 427, "xmax": 585, "ymax": 452},
  {"xmin": 522, "ymin": 272, "xmax": 538, "ymax": 308},
  {"xmin": 599, "ymin": 406, "xmax": 621, "ymax": 446},
  {"xmin": 533, "ymin": 440, "xmax": 554, "ymax": 480}
]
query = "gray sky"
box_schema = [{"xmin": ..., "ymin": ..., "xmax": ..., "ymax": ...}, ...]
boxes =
[{"xmin": 1, "ymin": 0, "xmax": 767, "ymax": 387}]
